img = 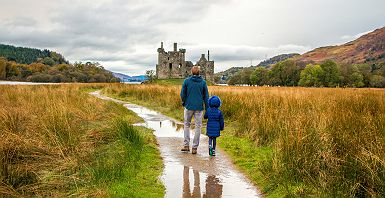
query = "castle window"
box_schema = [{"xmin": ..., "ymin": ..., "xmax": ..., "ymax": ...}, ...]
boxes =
[
  {"xmin": 178, "ymin": 63, "xmax": 182, "ymax": 69},
  {"xmin": 169, "ymin": 63, "xmax": 172, "ymax": 70}
]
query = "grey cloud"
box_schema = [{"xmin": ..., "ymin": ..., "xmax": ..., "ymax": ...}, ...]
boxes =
[{"xmin": 0, "ymin": 0, "xmax": 383, "ymax": 75}]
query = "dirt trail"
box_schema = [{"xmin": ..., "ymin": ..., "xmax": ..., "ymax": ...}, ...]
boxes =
[{"xmin": 91, "ymin": 91, "xmax": 262, "ymax": 198}]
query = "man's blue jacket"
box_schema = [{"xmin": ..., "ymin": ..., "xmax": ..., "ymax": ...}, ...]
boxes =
[{"xmin": 180, "ymin": 75, "xmax": 209, "ymax": 111}]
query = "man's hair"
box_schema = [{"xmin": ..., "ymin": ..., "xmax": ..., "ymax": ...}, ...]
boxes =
[{"xmin": 191, "ymin": 66, "xmax": 200, "ymax": 75}]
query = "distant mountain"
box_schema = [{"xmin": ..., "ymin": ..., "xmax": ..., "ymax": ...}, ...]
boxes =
[
  {"xmin": 113, "ymin": 72, "xmax": 147, "ymax": 82},
  {"xmin": 0, "ymin": 44, "xmax": 68, "ymax": 65},
  {"xmin": 258, "ymin": 53, "xmax": 299, "ymax": 67},
  {"xmin": 296, "ymin": 27, "xmax": 385, "ymax": 65}
]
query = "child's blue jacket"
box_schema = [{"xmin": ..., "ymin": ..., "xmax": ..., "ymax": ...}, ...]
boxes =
[{"xmin": 204, "ymin": 96, "xmax": 224, "ymax": 137}]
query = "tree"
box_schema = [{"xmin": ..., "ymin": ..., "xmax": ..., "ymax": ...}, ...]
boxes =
[
  {"xmin": 43, "ymin": 57, "xmax": 55, "ymax": 66},
  {"xmin": 356, "ymin": 64, "xmax": 372, "ymax": 87},
  {"xmin": 370, "ymin": 75, "xmax": 385, "ymax": 87},
  {"xmin": 250, "ymin": 66, "xmax": 268, "ymax": 86},
  {"xmin": 240, "ymin": 68, "xmax": 253, "ymax": 86},
  {"xmin": 6, "ymin": 61, "xmax": 20, "ymax": 77},
  {"xmin": 146, "ymin": 70, "xmax": 156, "ymax": 82},
  {"xmin": 320, "ymin": 60, "xmax": 341, "ymax": 87},
  {"xmin": 228, "ymin": 73, "xmax": 242, "ymax": 85},
  {"xmin": 26, "ymin": 73, "xmax": 52, "ymax": 82},
  {"xmin": 340, "ymin": 64, "xmax": 364, "ymax": 87},
  {"xmin": 350, "ymin": 72, "xmax": 364, "ymax": 87},
  {"xmin": 268, "ymin": 59, "xmax": 301, "ymax": 86},
  {"xmin": 0, "ymin": 57, "xmax": 6, "ymax": 79},
  {"xmin": 298, "ymin": 64, "xmax": 324, "ymax": 87}
]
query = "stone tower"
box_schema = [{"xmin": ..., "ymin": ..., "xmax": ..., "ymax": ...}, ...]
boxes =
[{"xmin": 156, "ymin": 42, "xmax": 214, "ymax": 82}]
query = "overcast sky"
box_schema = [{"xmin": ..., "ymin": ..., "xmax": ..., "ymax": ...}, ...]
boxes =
[{"xmin": 0, "ymin": 0, "xmax": 384, "ymax": 75}]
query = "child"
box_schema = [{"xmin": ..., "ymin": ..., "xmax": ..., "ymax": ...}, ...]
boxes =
[{"xmin": 204, "ymin": 96, "xmax": 224, "ymax": 156}]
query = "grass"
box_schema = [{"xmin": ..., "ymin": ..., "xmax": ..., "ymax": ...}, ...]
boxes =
[
  {"xmin": 102, "ymin": 84, "xmax": 385, "ymax": 197},
  {"xmin": 0, "ymin": 84, "xmax": 164, "ymax": 197},
  {"xmin": 146, "ymin": 79, "xmax": 185, "ymax": 86},
  {"xmin": 145, "ymin": 78, "xmax": 214, "ymax": 86}
]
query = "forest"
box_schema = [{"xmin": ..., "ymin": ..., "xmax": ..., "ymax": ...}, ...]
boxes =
[
  {"xmin": 0, "ymin": 44, "xmax": 119, "ymax": 83},
  {"xmin": 228, "ymin": 59, "xmax": 385, "ymax": 88}
]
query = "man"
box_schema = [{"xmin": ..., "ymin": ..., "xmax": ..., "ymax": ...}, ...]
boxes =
[{"xmin": 180, "ymin": 66, "xmax": 209, "ymax": 154}]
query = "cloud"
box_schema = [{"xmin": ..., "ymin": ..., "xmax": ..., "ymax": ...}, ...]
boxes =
[
  {"xmin": 0, "ymin": 0, "xmax": 384, "ymax": 76},
  {"xmin": 340, "ymin": 30, "xmax": 372, "ymax": 42}
]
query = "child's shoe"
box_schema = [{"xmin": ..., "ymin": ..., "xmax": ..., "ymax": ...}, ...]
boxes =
[
  {"xmin": 212, "ymin": 149, "xmax": 216, "ymax": 156},
  {"xmin": 209, "ymin": 147, "xmax": 213, "ymax": 156}
]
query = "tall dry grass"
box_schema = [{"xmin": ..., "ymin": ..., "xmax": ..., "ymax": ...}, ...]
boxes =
[
  {"xmin": 103, "ymin": 84, "xmax": 385, "ymax": 196},
  {"xmin": 0, "ymin": 84, "xmax": 143, "ymax": 196}
]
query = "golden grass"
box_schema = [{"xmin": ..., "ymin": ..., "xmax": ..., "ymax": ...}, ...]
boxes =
[
  {"xmin": 0, "ymin": 84, "xmax": 163, "ymax": 197},
  {"xmin": 103, "ymin": 84, "xmax": 385, "ymax": 197}
]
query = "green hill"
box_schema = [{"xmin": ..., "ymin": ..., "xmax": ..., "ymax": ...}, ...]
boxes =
[
  {"xmin": 0, "ymin": 44, "xmax": 68, "ymax": 65},
  {"xmin": 0, "ymin": 44, "xmax": 119, "ymax": 83}
]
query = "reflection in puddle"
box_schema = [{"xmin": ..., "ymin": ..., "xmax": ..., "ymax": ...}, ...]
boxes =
[
  {"xmin": 183, "ymin": 166, "xmax": 223, "ymax": 198},
  {"xmin": 183, "ymin": 166, "xmax": 202, "ymax": 198},
  {"xmin": 90, "ymin": 92, "xmax": 261, "ymax": 198}
]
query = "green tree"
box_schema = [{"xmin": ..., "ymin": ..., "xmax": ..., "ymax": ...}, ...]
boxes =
[
  {"xmin": 268, "ymin": 59, "xmax": 301, "ymax": 86},
  {"xmin": 350, "ymin": 72, "xmax": 364, "ymax": 87},
  {"xmin": 240, "ymin": 68, "xmax": 253, "ymax": 86},
  {"xmin": 43, "ymin": 57, "xmax": 55, "ymax": 66},
  {"xmin": 340, "ymin": 64, "xmax": 365, "ymax": 87},
  {"xmin": 250, "ymin": 66, "xmax": 268, "ymax": 86},
  {"xmin": 320, "ymin": 60, "xmax": 341, "ymax": 87},
  {"xmin": 0, "ymin": 57, "xmax": 6, "ymax": 79},
  {"xmin": 298, "ymin": 64, "xmax": 324, "ymax": 87},
  {"xmin": 370, "ymin": 75, "xmax": 385, "ymax": 87},
  {"xmin": 356, "ymin": 64, "xmax": 372, "ymax": 87}
]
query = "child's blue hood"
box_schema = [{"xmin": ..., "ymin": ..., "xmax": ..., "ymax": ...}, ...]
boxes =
[{"xmin": 208, "ymin": 96, "xmax": 221, "ymax": 108}]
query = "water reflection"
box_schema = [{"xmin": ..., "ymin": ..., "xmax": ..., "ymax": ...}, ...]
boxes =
[
  {"xmin": 183, "ymin": 166, "xmax": 223, "ymax": 198},
  {"xmin": 203, "ymin": 175, "xmax": 223, "ymax": 198},
  {"xmin": 183, "ymin": 166, "xmax": 201, "ymax": 198}
]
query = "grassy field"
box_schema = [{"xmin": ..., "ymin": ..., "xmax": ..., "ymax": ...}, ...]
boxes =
[
  {"xmin": 102, "ymin": 84, "xmax": 385, "ymax": 197},
  {"xmin": 0, "ymin": 84, "xmax": 164, "ymax": 197}
]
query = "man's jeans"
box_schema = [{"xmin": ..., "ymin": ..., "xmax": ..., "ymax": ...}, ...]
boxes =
[{"xmin": 183, "ymin": 108, "xmax": 203, "ymax": 148}]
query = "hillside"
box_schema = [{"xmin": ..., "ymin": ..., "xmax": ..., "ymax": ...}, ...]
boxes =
[
  {"xmin": 258, "ymin": 53, "xmax": 299, "ymax": 67},
  {"xmin": 0, "ymin": 44, "xmax": 119, "ymax": 83},
  {"xmin": 296, "ymin": 27, "xmax": 385, "ymax": 65},
  {"xmin": 0, "ymin": 44, "xmax": 68, "ymax": 65}
]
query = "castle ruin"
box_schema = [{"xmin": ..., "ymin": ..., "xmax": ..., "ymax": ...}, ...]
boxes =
[{"xmin": 156, "ymin": 42, "xmax": 214, "ymax": 82}]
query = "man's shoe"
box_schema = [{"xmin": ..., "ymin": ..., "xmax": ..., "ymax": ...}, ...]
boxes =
[
  {"xmin": 192, "ymin": 148, "xmax": 197, "ymax": 154},
  {"xmin": 181, "ymin": 146, "xmax": 190, "ymax": 152}
]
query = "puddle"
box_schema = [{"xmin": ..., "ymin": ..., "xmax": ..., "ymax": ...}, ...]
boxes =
[{"xmin": 91, "ymin": 91, "xmax": 262, "ymax": 198}]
